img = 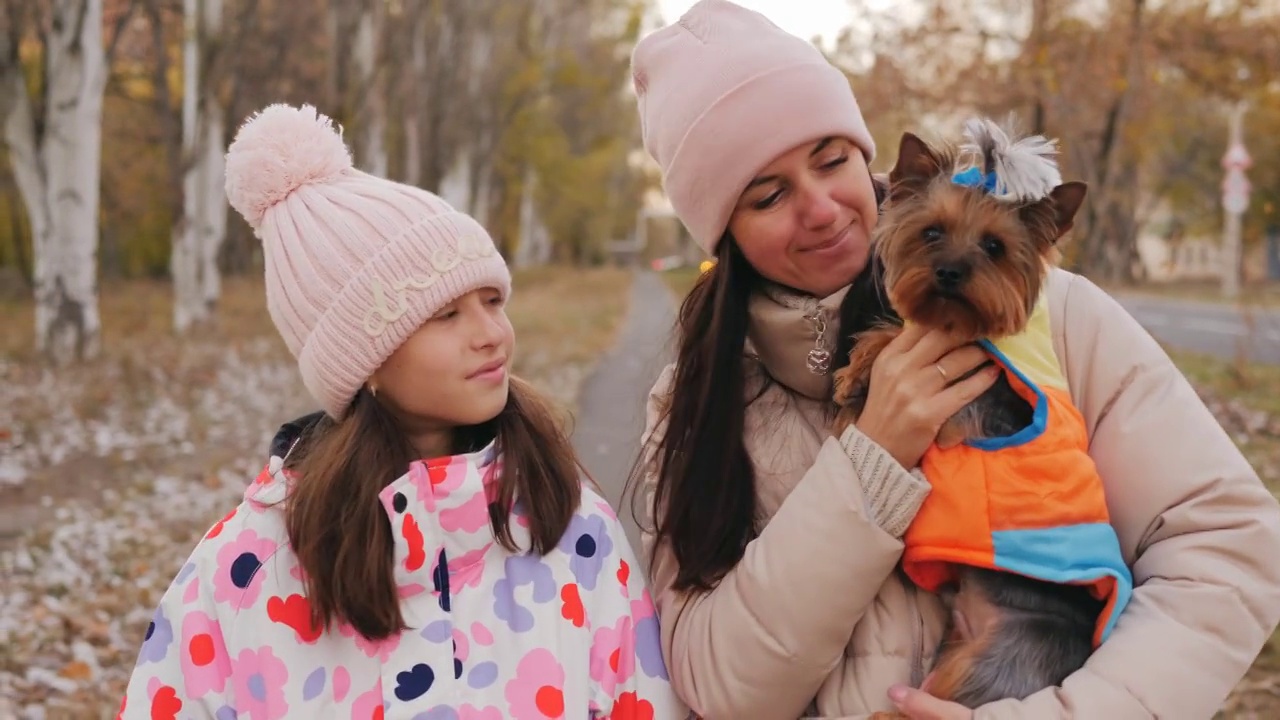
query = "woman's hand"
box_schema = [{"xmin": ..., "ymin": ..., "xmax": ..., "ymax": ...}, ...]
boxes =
[
  {"xmin": 853, "ymin": 324, "xmax": 998, "ymax": 470},
  {"xmin": 886, "ymin": 685, "xmax": 975, "ymax": 720}
]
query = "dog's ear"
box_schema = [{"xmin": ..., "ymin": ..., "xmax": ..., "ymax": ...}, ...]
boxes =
[
  {"xmin": 1048, "ymin": 182, "xmax": 1087, "ymax": 235},
  {"xmin": 1021, "ymin": 181, "xmax": 1087, "ymax": 243},
  {"xmin": 888, "ymin": 133, "xmax": 944, "ymax": 194}
]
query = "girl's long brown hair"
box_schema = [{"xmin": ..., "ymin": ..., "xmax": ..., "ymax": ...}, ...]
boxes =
[{"xmin": 284, "ymin": 377, "xmax": 580, "ymax": 640}]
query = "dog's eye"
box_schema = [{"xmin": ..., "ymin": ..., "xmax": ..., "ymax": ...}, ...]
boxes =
[
  {"xmin": 980, "ymin": 235, "xmax": 1005, "ymax": 258},
  {"xmin": 922, "ymin": 225, "xmax": 944, "ymax": 243}
]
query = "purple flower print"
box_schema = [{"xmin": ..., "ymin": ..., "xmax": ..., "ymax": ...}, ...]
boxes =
[
  {"xmin": 557, "ymin": 513, "xmax": 613, "ymax": 590},
  {"xmin": 634, "ymin": 613, "xmax": 668, "ymax": 681},
  {"xmin": 492, "ymin": 553, "xmax": 557, "ymax": 632},
  {"xmin": 138, "ymin": 606, "xmax": 174, "ymax": 664},
  {"xmin": 302, "ymin": 667, "xmax": 326, "ymax": 701}
]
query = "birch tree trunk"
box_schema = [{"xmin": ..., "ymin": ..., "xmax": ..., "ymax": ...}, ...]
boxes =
[
  {"xmin": 3, "ymin": 0, "xmax": 107, "ymax": 364},
  {"xmin": 353, "ymin": 2, "xmax": 386, "ymax": 175},
  {"xmin": 403, "ymin": 4, "xmax": 428, "ymax": 187},
  {"xmin": 173, "ymin": 0, "xmax": 227, "ymax": 333}
]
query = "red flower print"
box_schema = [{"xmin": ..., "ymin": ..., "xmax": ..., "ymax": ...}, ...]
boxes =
[
  {"xmin": 205, "ymin": 507, "xmax": 238, "ymax": 540},
  {"xmin": 606, "ymin": 692, "xmax": 655, "ymax": 720},
  {"xmin": 253, "ymin": 464, "xmax": 273, "ymax": 485},
  {"xmin": 403, "ymin": 514, "xmax": 426, "ymax": 572},
  {"xmin": 617, "ymin": 559, "xmax": 633, "ymax": 599},
  {"xmin": 560, "ymin": 584, "xmax": 586, "ymax": 628},
  {"xmin": 150, "ymin": 685, "xmax": 182, "ymax": 720},
  {"xmin": 267, "ymin": 594, "xmax": 323, "ymax": 643}
]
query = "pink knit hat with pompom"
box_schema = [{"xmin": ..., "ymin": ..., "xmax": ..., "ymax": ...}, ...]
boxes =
[{"xmin": 225, "ymin": 103, "xmax": 511, "ymax": 419}]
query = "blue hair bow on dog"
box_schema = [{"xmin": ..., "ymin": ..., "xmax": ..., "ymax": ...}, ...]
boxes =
[{"xmin": 952, "ymin": 166, "xmax": 999, "ymax": 193}]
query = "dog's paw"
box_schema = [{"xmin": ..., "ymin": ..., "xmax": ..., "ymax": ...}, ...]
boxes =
[{"xmin": 832, "ymin": 365, "xmax": 864, "ymax": 407}]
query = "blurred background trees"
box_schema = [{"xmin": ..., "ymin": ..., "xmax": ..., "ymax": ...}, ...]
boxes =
[{"xmin": 2, "ymin": 0, "xmax": 1278, "ymax": 362}]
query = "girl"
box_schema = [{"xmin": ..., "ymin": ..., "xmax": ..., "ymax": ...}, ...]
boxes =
[
  {"xmin": 119, "ymin": 103, "xmax": 686, "ymax": 720},
  {"xmin": 626, "ymin": 1, "xmax": 1280, "ymax": 718}
]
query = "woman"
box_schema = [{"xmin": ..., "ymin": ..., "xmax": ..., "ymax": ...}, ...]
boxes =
[
  {"xmin": 119, "ymin": 103, "xmax": 685, "ymax": 719},
  {"xmin": 626, "ymin": 1, "xmax": 1280, "ymax": 718}
]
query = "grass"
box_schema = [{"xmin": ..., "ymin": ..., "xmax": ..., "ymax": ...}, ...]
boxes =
[
  {"xmin": 659, "ymin": 265, "xmax": 703, "ymax": 301},
  {"xmin": 507, "ymin": 264, "xmax": 633, "ymax": 381}
]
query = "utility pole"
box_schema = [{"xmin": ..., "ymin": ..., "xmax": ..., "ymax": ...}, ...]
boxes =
[{"xmin": 1221, "ymin": 99, "xmax": 1251, "ymax": 300}]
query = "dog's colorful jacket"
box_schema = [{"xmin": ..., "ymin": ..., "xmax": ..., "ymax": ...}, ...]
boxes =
[
  {"xmin": 902, "ymin": 290, "xmax": 1134, "ymax": 647},
  {"xmin": 118, "ymin": 425, "xmax": 684, "ymax": 719}
]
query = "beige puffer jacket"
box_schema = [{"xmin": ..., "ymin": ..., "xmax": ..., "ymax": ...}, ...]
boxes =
[{"xmin": 637, "ymin": 268, "xmax": 1280, "ymax": 719}]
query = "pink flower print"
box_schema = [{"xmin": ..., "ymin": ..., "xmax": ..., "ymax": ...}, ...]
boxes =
[
  {"xmin": 333, "ymin": 665, "xmax": 352, "ymax": 703},
  {"xmin": 590, "ymin": 615, "xmax": 636, "ymax": 698},
  {"xmin": 440, "ymin": 490, "xmax": 491, "ymax": 533},
  {"xmin": 182, "ymin": 575, "xmax": 200, "ymax": 603},
  {"xmin": 179, "ymin": 611, "xmax": 231, "ymax": 698},
  {"xmin": 402, "ymin": 465, "xmax": 437, "ymax": 513},
  {"xmin": 449, "ymin": 545, "xmax": 492, "ymax": 591},
  {"xmin": 339, "ymin": 622, "xmax": 401, "ymax": 662},
  {"xmin": 481, "ymin": 458, "xmax": 502, "ymax": 504},
  {"xmin": 471, "ymin": 621, "xmax": 494, "ymax": 646},
  {"xmin": 412, "ymin": 455, "xmax": 467, "ymax": 498},
  {"xmin": 350, "ymin": 683, "xmax": 384, "ymax": 719},
  {"xmin": 289, "ymin": 559, "xmax": 308, "ymax": 584},
  {"xmin": 212, "ymin": 528, "xmax": 278, "ymax": 609},
  {"xmin": 452, "ymin": 627, "xmax": 471, "ymax": 662},
  {"xmin": 460, "ymin": 706, "xmax": 504, "ymax": 720},
  {"xmin": 505, "ymin": 648, "xmax": 567, "ymax": 720},
  {"xmin": 231, "ymin": 646, "xmax": 289, "ymax": 720}
]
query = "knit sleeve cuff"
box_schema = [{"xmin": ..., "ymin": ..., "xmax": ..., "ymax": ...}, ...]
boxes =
[{"xmin": 837, "ymin": 424, "xmax": 931, "ymax": 538}]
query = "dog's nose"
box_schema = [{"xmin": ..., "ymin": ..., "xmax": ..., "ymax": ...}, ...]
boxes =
[{"xmin": 934, "ymin": 263, "xmax": 970, "ymax": 289}]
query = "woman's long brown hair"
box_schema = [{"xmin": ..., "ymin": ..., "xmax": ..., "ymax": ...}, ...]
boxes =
[
  {"xmin": 284, "ymin": 376, "xmax": 580, "ymax": 640},
  {"xmin": 627, "ymin": 172, "xmax": 895, "ymax": 593}
]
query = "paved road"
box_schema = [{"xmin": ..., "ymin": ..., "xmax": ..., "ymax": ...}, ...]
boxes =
[
  {"xmin": 1114, "ymin": 294, "xmax": 1280, "ymax": 365},
  {"xmin": 572, "ymin": 270, "xmax": 677, "ymax": 561}
]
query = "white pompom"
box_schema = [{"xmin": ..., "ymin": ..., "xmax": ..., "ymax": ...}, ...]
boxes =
[{"xmin": 224, "ymin": 103, "xmax": 353, "ymax": 229}]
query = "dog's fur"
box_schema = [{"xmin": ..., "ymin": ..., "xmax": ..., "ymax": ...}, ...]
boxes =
[{"xmin": 832, "ymin": 125, "xmax": 1103, "ymax": 714}]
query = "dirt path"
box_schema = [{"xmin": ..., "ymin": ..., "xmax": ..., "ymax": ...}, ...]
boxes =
[{"xmin": 572, "ymin": 270, "xmax": 677, "ymax": 560}]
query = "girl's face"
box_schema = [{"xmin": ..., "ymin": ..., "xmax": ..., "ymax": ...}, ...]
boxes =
[
  {"xmin": 370, "ymin": 287, "xmax": 514, "ymax": 454},
  {"xmin": 727, "ymin": 137, "xmax": 879, "ymax": 298}
]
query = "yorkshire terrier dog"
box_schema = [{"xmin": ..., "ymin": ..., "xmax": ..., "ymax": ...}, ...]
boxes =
[{"xmin": 832, "ymin": 118, "xmax": 1131, "ymax": 713}]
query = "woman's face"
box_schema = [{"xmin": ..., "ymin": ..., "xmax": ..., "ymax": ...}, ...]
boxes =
[{"xmin": 727, "ymin": 137, "xmax": 879, "ymax": 297}]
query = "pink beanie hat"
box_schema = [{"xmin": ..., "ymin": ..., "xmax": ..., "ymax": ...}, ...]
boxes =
[
  {"xmin": 224, "ymin": 103, "xmax": 511, "ymax": 419},
  {"xmin": 632, "ymin": 0, "xmax": 876, "ymax": 255}
]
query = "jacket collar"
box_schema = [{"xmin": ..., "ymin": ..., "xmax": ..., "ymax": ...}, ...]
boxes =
[
  {"xmin": 249, "ymin": 429, "xmax": 505, "ymax": 628},
  {"xmin": 746, "ymin": 281, "xmax": 850, "ymax": 401}
]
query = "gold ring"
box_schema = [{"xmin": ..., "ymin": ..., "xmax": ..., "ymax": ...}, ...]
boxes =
[{"xmin": 935, "ymin": 363, "xmax": 948, "ymax": 382}]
